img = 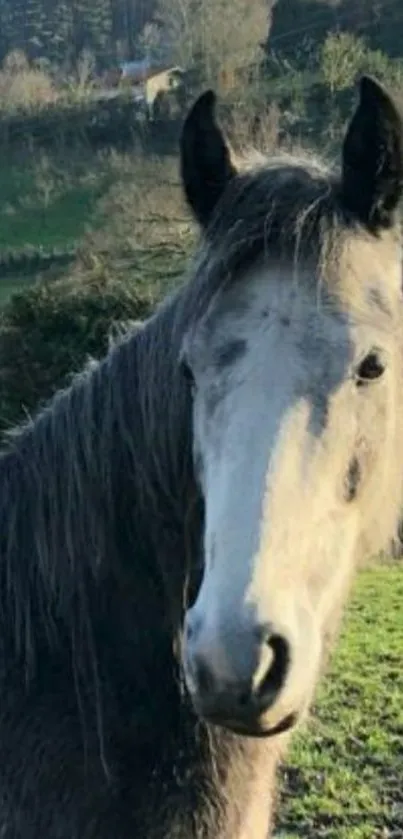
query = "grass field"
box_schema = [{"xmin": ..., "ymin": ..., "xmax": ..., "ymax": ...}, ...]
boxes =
[
  {"xmin": 277, "ymin": 560, "xmax": 403, "ymax": 838},
  {"xmin": 0, "ymin": 149, "xmax": 105, "ymax": 306},
  {"xmin": 0, "ymin": 152, "xmax": 106, "ymax": 251},
  {"xmin": 0, "ymin": 147, "xmax": 188, "ymax": 308}
]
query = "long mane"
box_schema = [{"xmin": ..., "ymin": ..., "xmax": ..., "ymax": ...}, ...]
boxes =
[{"xmin": 0, "ymin": 288, "xmax": 199, "ymax": 693}]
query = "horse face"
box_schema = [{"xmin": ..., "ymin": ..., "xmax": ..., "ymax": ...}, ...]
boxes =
[{"xmin": 178, "ymin": 79, "xmax": 403, "ymax": 737}]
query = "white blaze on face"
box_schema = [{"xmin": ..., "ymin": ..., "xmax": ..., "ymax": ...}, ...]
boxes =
[{"xmin": 184, "ymin": 264, "xmax": 391, "ymax": 720}]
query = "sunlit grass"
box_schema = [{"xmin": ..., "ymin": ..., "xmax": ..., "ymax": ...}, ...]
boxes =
[{"xmin": 277, "ymin": 561, "xmax": 403, "ymax": 838}]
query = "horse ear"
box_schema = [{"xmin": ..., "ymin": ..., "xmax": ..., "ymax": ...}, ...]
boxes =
[
  {"xmin": 180, "ymin": 90, "xmax": 237, "ymax": 228},
  {"xmin": 341, "ymin": 75, "xmax": 403, "ymax": 230}
]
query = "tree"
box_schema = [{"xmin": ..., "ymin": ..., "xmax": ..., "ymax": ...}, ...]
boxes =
[
  {"xmin": 137, "ymin": 22, "xmax": 165, "ymax": 63},
  {"xmin": 154, "ymin": 0, "xmax": 267, "ymax": 87},
  {"xmin": 321, "ymin": 32, "xmax": 366, "ymax": 94},
  {"xmin": 0, "ymin": 0, "xmax": 160, "ymax": 67}
]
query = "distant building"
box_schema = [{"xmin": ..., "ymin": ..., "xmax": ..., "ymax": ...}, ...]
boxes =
[
  {"xmin": 144, "ymin": 66, "xmax": 185, "ymax": 109},
  {"xmin": 99, "ymin": 60, "xmax": 186, "ymax": 120},
  {"xmin": 116, "ymin": 61, "xmax": 184, "ymax": 114}
]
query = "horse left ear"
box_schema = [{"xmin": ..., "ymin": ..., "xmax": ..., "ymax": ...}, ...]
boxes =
[
  {"xmin": 341, "ymin": 75, "xmax": 403, "ymax": 230},
  {"xmin": 180, "ymin": 90, "xmax": 237, "ymax": 228}
]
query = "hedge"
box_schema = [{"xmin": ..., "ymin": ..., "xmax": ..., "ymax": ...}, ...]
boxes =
[{"xmin": 0, "ymin": 270, "xmax": 159, "ymax": 436}]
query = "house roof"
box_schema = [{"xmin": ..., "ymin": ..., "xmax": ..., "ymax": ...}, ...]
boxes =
[{"xmin": 118, "ymin": 60, "xmax": 184, "ymax": 83}]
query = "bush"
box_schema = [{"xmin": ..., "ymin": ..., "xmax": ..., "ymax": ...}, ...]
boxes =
[
  {"xmin": 320, "ymin": 32, "xmax": 403, "ymax": 99},
  {"xmin": 86, "ymin": 153, "xmax": 194, "ymax": 253},
  {"xmin": 0, "ymin": 269, "xmax": 160, "ymax": 436},
  {"xmin": 0, "ymin": 50, "xmax": 57, "ymax": 112},
  {"xmin": 320, "ymin": 33, "xmax": 367, "ymax": 95}
]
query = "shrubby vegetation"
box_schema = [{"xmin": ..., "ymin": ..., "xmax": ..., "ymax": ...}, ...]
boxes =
[
  {"xmin": 0, "ymin": 267, "xmax": 158, "ymax": 435},
  {"xmin": 0, "ymin": 151, "xmax": 191, "ymax": 434}
]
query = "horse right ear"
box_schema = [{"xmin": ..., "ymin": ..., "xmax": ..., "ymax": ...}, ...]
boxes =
[
  {"xmin": 341, "ymin": 75, "xmax": 403, "ymax": 230},
  {"xmin": 180, "ymin": 90, "xmax": 237, "ymax": 228}
]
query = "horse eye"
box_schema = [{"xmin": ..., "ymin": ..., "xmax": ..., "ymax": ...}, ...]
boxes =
[{"xmin": 356, "ymin": 351, "xmax": 385, "ymax": 385}]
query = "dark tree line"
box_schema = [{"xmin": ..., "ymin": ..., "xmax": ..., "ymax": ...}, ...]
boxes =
[
  {"xmin": 0, "ymin": 0, "xmax": 158, "ymax": 68},
  {"xmin": 0, "ymin": 0, "xmax": 401, "ymax": 74}
]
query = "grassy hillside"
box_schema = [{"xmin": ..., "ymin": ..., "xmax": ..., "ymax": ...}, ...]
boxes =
[
  {"xmin": 0, "ymin": 150, "xmax": 108, "ymax": 252},
  {"xmin": 0, "ymin": 147, "xmax": 189, "ymax": 308},
  {"xmin": 0, "ymin": 149, "xmax": 105, "ymax": 307}
]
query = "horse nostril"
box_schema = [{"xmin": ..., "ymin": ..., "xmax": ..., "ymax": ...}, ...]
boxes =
[
  {"xmin": 183, "ymin": 618, "xmax": 291, "ymax": 722},
  {"xmin": 237, "ymin": 688, "xmax": 252, "ymax": 708},
  {"xmin": 253, "ymin": 633, "xmax": 290, "ymax": 704}
]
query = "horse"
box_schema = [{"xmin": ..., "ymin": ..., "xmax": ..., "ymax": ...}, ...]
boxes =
[{"xmin": 0, "ymin": 73, "xmax": 402, "ymax": 838}]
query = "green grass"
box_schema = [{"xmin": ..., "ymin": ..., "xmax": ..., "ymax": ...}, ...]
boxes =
[
  {"xmin": 0, "ymin": 154, "xmax": 105, "ymax": 251},
  {"xmin": 0, "ymin": 186, "xmax": 97, "ymax": 251},
  {"xmin": 277, "ymin": 561, "xmax": 403, "ymax": 838},
  {"xmin": 0, "ymin": 148, "xmax": 110, "ymax": 305}
]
